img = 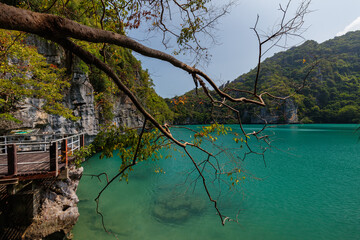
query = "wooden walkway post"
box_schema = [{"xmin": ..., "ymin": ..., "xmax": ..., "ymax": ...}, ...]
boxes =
[
  {"xmin": 80, "ymin": 134, "xmax": 85, "ymax": 148},
  {"xmin": 7, "ymin": 144, "xmax": 17, "ymax": 176},
  {"xmin": 49, "ymin": 142, "xmax": 58, "ymax": 176},
  {"xmin": 61, "ymin": 139, "xmax": 68, "ymax": 167}
]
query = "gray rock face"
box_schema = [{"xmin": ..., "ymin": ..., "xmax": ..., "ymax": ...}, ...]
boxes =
[
  {"xmin": 6, "ymin": 36, "xmax": 142, "ymax": 136},
  {"xmin": 24, "ymin": 167, "xmax": 83, "ymax": 240},
  {"xmin": 251, "ymin": 99, "xmax": 299, "ymax": 124},
  {"xmin": 284, "ymin": 99, "xmax": 299, "ymax": 123},
  {"xmin": 44, "ymin": 72, "xmax": 99, "ymax": 136},
  {"xmin": 9, "ymin": 98, "xmax": 48, "ymax": 129},
  {"xmin": 112, "ymin": 98, "xmax": 143, "ymax": 128},
  {"xmin": 26, "ymin": 36, "xmax": 64, "ymax": 66}
]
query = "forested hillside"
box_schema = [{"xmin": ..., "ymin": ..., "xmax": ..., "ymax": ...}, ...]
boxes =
[{"xmin": 167, "ymin": 31, "xmax": 360, "ymax": 124}]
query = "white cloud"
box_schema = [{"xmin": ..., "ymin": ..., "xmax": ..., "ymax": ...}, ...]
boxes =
[{"xmin": 336, "ymin": 16, "xmax": 360, "ymax": 36}]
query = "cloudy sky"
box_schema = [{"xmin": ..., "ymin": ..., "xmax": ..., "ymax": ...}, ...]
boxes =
[{"xmin": 129, "ymin": 0, "xmax": 360, "ymax": 98}]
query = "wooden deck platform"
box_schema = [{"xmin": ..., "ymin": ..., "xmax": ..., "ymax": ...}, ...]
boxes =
[
  {"xmin": 0, "ymin": 133, "xmax": 84, "ymax": 182},
  {"xmin": 0, "ymin": 152, "xmax": 67, "ymax": 181},
  {"xmin": 0, "ymin": 152, "xmax": 51, "ymax": 175}
]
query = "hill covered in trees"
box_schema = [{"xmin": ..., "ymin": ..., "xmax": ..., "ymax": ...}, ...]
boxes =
[{"xmin": 166, "ymin": 31, "xmax": 360, "ymax": 124}]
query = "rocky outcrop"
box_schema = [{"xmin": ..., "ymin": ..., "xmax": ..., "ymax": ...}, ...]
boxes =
[
  {"xmin": 112, "ymin": 97, "xmax": 143, "ymax": 128},
  {"xmin": 5, "ymin": 36, "xmax": 142, "ymax": 137},
  {"xmin": 283, "ymin": 99, "xmax": 299, "ymax": 123},
  {"xmin": 250, "ymin": 99, "xmax": 299, "ymax": 124},
  {"xmin": 44, "ymin": 72, "xmax": 99, "ymax": 136},
  {"xmin": 23, "ymin": 166, "xmax": 83, "ymax": 240}
]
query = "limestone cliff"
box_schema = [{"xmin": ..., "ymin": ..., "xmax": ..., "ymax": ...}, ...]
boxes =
[
  {"xmin": 250, "ymin": 99, "xmax": 299, "ymax": 124},
  {"xmin": 4, "ymin": 36, "xmax": 143, "ymax": 136}
]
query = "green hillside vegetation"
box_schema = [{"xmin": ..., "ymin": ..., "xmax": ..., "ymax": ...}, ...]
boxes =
[{"xmin": 167, "ymin": 31, "xmax": 360, "ymax": 124}]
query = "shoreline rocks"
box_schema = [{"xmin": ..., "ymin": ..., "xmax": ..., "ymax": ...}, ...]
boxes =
[{"xmin": 23, "ymin": 166, "xmax": 83, "ymax": 240}]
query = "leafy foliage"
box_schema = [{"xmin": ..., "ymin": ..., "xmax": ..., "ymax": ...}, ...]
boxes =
[
  {"xmin": 0, "ymin": 29, "xmax": 76, "ymax": 123},
  {"xmin": 76, "ymin": 123, "xmax": 171, "ymax": 180},
  {"xmin": 192, "ymin": 123, "xmax": 231, "ymax": 145}
]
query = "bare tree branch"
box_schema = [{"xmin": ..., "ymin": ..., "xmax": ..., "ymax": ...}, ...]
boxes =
[{"xmin": 94, "ymin": 118, "xmax": 147, "ymax": 233}]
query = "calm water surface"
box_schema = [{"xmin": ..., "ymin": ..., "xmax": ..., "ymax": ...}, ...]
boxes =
[{"xmin": 72, "ymin": 124, "xmax": 360, "ymax": 240}]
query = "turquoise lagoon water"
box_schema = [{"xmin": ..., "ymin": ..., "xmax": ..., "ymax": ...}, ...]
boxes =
[{"xmin": 72, "ymin": 124, "xmax": 360, "ymax": 240}]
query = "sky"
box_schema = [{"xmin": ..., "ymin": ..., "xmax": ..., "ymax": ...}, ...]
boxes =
[{"xmin": 128, "ymin": 0, "xmax": 360, "ymax": 98}]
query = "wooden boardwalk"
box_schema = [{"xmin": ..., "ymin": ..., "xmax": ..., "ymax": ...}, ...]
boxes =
[
  {"xmin": 0, "ymin": 152, "xmax": 51, "ymax": 175},
  {"xmin": 0, "ymin": 152, "xmax": 66, "ymax": 181},
  {"xmin": 0, "ymin": 133, "xmax": 84, "ymax": 183}
]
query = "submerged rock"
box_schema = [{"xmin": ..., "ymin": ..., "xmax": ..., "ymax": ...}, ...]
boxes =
[{"xmin": 151, "ymin": 192, "xmax": 206, "ymax": 223}]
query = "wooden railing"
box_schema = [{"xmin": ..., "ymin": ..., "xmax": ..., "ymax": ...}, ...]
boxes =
[
  {"xmin": 0, "ymin": 133, "xmax": 85, "ymax": 177},
  {"xmin": 0, "ymin": 133, "xmax": 73, "ymax": 155}
]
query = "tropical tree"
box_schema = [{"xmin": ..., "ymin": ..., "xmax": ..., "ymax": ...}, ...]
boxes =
[
  {"xmin": 0, "ymin": 29, "xmax": 76, "ymax": 124},
  {"xmin": 0, "ymin": 0, "xmax": 313, "ymax": 227}
]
